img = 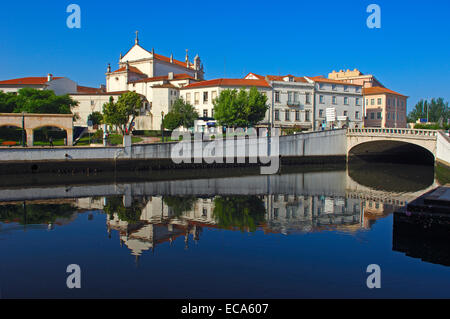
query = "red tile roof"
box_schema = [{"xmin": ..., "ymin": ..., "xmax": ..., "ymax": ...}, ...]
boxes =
[
  {"xmin": 77, "ymin": 85, "xmax": 106, "ymax": 94},
  {"xmin": 310, "ymin": 77, "xmax": 362, "ymax": 86},
  {"xmin": 153, "ymin": 53, "xmax": 192, "ymax": 69},
  {"xmin": 266, "ymin": 74, "xmax": 308, "ymax": 83},
  {"xmin": 244, "ymin": 72, "xmax": 265, "ymax": 80},
  {"xmin": 129, "ymin": 73, "xmax": 196, "ymax": 84},
  {"xmin": 112, "ymin": 66, "xmax": 145, "ymax": 75},
  {"xmin": 363, "ymin": 86, "xmax": 407, "ymax": 97},
  {"xmin": 181, "ymin": 78, "xmax": 270, "ymax": 89},
  {"xmin": 0, "ymin": 77, "xmax": 63, "ymax": 85}
]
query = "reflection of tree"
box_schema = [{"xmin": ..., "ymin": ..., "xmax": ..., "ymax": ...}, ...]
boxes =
[
  {"xmin": 0, "ymin": 203, "xmax": 75, "ymax": 225},
  {"xmin": 103, "ymin": 196, "xmax": 144, "ymax": 224},
  {"xmin": 163, "ymin": 196, "xmax": 196, "ymax": 217},
  {"xmin": 213, "ymin": 196, "xmax": 266, "ymax": 232}
]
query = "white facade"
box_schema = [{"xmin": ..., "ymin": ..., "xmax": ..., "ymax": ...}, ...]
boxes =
[
  {"xmin": 71, "ymin": 36, "xmax": 204, "ymax": 130},
  {"xmin": 306, "ymin": 78, "xmax": 364, "ymax": 130}
]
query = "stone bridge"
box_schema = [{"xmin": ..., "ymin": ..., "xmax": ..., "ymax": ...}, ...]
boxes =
[
  {"xmin": 0, "ymin": 113, "xmax": 74, "ymax": 146},
  {"xmin": 346, "ymin": 128, "xmax": 449, "ymax": 165}
]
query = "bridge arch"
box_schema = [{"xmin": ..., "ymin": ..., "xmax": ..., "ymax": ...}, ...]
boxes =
[{"xmin": 347, "ymin": 128, "xmax": 437, "ymax": 165}]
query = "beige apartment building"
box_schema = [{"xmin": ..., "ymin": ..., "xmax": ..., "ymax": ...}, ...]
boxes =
[
  {"xmin": 363, "ymin": 87, "xmax": 408, "ymax": 128},
  {"xmin": 328, "ymin": 69, "xmax": 384, "ymax": 88}
]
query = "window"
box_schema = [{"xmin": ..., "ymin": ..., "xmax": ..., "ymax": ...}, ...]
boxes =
[
  {"xmin": 294, "ymin": 92, "xmax": 299, "ymax": 103},
  {"xmin": 306, "ymin": 93, "xmax": 311, "ymax": 104},
  {"xmin": 319, "ymin": 109, "xmax": 324, "ymax": 118},
  {"xmin": 366, "ymin": 99, "xmax": 369, "ymax": 106},
  {"xmin": 355, "ymin": 111, "xmax": 360, "ymax": 119},
  {"xmin": 344, "ymin": 97, "xmax": 349, "ymax": 105},
  {"xmin": 343, "ymin": 111, "xmax": 348, "ymax": 117},
  {"xmin": 356, "ymin": 98, "xmax": 360, "ymax": 106},
  {"xmin": 285, "ymin": 110, "xmax": 290, "ymax": 121},
  {"xmin": 387, "ymin": 112, "xmax": 390, "ymax": 120},
  {"xmin": 295, "ymin": 110, "xmax": 300, "ymax": 121},
  {"xmin": 275, "ymin": 91, "xmax": 280, "ymax": 103},
  {"xmin": 401, "ymin": 100, "xmax": 404, "ymax": 107},
  {"xmin": 288, "ymin": 92, "xmax": 292, "ymax": 103},
  {"xmin": 319, "ymin": 83, "xmax": 324, "ymax": 90},
  {"xmin": 275, "ymin": 110, "xmax": 280, "ymax": 121},
  {"xmin": 344, "ymin": 85, "xmax": 348, "ymax": 92},
  {"xmin": 211, "ymin": 109, "xmax": 214, "ymax": 118},
  {"xmin": 377, "ymin": 98, "xmax": 382, "ymax": 105},
  {"xmin": 186, "ymin": 93, "xmax": 191, "ymax": 103},
  {"xmin": 387, "ymin": 98, "xmax": 391, "ymax": 106},
  {"xmin": 356, "ymin": 87, "xmax": 361, "ymax": 93},
  {"xmin": 370, "ymin": 113, "xmax": 375, "ymax": 119},
  {"xmin": 319, "ymin": 95, "xmax": 324, "ymax": 104},
  {"xmin": 332, "ymin": 96, "xmax": 337, "ymax": 104},
  {"xmin": 305, "ymin": 110, "xmax": 310, "ymax": 122},
  {"xmin": 194, "ymin": 92, "xmax": 200, "ymax": 105},
  {"xmin": 90, "ymin": 100, "xmax": 95, "ymax": 106},
  {"xmin": 203, "ymin": 92, "xmax": 208, "ymax": 103},
  {"xmin": 332, "ymin": 84, "xmax": 337, "ymax": 91},
  {"xmin": 371, "ymin": 99, "xmax": 375, "ymax": 105},
  {"xmin": 203, "ymin": 109, "xmax": 208, "ymax": 118},
  {"xmin": 377, "ymin": 112, "xmax": 382, "ymax": 119},
  {"xmin": 211, "ymin": 91, "xmax": 217, "ymax": 100}
]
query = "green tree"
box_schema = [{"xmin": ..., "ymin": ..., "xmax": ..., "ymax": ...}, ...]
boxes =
[
  {"xmin": 0, "ymin": 91, "xmax": 18, "ymax": 113},
  {"xmin": 212, "ymin": 196, "xmax": 266, "ymax": 232},
  {"xmin": 102, "ymin": 92, "xmax": 143, "ymax": 134},
  {"xmin": 213, "ymin": 87, "xmax": 268, "ymax": 128},
  {"xmin": 408, "ymin": 98, "xmax": 449, "ymax": 123},
  {"xmin": 88, "ymin": 111, "xmax": 103, "ymax": 125},
  {"xmin": 163, "ymin": 98, "xmax": 199, "ymax": 130},
  {"xmin": 163, "ymin": 196, "xmax": 196, "ymax": 217},
  {"xmin": 162, "ymin": 112, "xmax": 182, "ymax": 131},
  {"xmin": 0, "ymin": 88, "xmax": 78, "ymax": 114}
]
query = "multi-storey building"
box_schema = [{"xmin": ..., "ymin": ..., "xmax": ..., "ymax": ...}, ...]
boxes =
[
  {"xmin": 363, "ymin": 86, "xmax": 408, "ymax": 128},
  {"xmin": 180, "ymin": 78, "xmax": 272, "ymax": 132},
  {"xmin": 245, "ymin": 73, "xmax": 315, "ymax": 131},
  {"xmin": 70, "ymin": 34, "xmax": 204, "ymax": 130},
  {"xmin": 328, "ymin": 69, "xmax": 384, "ymax": 88},
  {"xmin": 306, "ymin": 77, "xmax": 364, "ymax": 130},
  {"xmin": 0, "ymin": 74, "xmax": 77, "ymax": 95}
]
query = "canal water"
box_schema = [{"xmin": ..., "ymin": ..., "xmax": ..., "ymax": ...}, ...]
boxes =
[{"xmin": 1, "ymin": 163, "xmax": 449, "ymax": 298}]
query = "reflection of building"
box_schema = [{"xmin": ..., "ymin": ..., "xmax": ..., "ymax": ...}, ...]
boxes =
[{"xmin": 263, "ymin": 194, "xmax": 362, "ymax": 234}]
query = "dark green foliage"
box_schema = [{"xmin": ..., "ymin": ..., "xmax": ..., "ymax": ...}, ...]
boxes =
[
  {"xmin": 213, "ymin": 196, "xmax": 266, "ymax": 232},
  {"xmin": 0, "ymin": 203, "xmax": 76, "ymax": 225},
  {"xmin": 0, "ymin": 88, "xmax": 78, "ymax": 114},
  {"xmin": 408, "ymin": 98, "xmax": 449, "ymax": 123},
  {"xmin": 163, "ymin": 196, "xmax": 197, "ymax": 217},
  {"xmin": 163, "ymin": 98, "xmax": 199, "ymax": 130},
  {"xmin": 213, "ymin": 87, "xmax": 268, "ymax": 128},
  {"xmin": 88, "ymin": 111, "xmax": 103, "ymax": 125}
]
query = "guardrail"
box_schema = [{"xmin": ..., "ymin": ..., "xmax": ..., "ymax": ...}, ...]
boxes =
[{"xmin": 347, "ymin": 127, "xmax": 438, "ymax": 138}]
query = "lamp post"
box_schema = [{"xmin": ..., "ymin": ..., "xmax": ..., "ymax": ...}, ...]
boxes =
[
  {"xmin": 161, "ymin": 111, "xmax": 165, "ymax": 143},
  {"xmin": 21, "ymin": 112, "xmax": 26, "ymax": 147}
]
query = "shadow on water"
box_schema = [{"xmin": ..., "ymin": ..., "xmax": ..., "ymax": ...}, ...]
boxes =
[{"xmin": 347, "ymin": 162, "xmax": 435, "ymax": 193}]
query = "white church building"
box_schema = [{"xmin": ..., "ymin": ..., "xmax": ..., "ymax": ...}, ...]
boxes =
[{"xmin": 71, "ymin": 33, "xmax": 204, "ymax": 130}]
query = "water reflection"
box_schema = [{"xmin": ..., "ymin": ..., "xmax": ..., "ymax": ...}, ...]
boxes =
[{"xmin": 0, "ymin": 164, "xmax": 441, "ymax": 261}]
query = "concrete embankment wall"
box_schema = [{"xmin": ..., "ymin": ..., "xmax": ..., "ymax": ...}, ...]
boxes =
[
  {"xmin": 436, "ymin": 131, "xmax": 450, "ymax": 168},
  {"xmin": 0, "ymin": 129, "xmax": 347, "ymax": 174}
]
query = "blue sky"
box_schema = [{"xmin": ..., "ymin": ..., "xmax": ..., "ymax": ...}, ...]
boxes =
[{"xmin": 0, "ymin": 0, "xmax": 449, "ymax": 110}]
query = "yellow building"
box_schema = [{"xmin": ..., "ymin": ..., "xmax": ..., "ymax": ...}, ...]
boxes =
[
  {"xmin": 363, "ymin": 87, "xmax": 408, "ymax": 128},
  {"xmin": 328, "ymin": 69, "xmax": 384, "ymax": 88}
]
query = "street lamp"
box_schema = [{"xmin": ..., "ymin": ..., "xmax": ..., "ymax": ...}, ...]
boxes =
[
  {"xmin": 21, "ymin": 112, "xmax": 26, "ymax": 147},
  {"xmin": 161, "ymin": 111, "xmax": 165, "ymax": 142}
]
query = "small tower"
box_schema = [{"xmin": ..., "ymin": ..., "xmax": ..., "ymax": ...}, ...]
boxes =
[
  {"xmin": 194, "ymin": 54, "xmax": 200, "ymax": 70},
  {"xmin": 170, "ymin": 53, "xmax": 173, "ymax": 63},
  {"xmin": 107, "ymin": 63, "xmax": 111, "ymax": 73},
  {"xmin": 185, "ymin": 49, "xmax": 189, "ymax": 66},
  {"xmin": 135, "ymin": 30, "xmax": 139, "ymax": 45}
]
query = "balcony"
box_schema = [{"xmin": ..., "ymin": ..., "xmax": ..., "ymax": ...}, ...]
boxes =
[{"xmin": 287, "ymin": 101, "xmax": 302, "ymax": 108}]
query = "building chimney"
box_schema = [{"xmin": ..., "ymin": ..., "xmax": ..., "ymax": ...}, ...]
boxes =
[
  {"xmin": 170, "ymin": 53, "xmax": 173, "ymax": 63},
  {"xmin": 168, "ymin": 72, "xmax": 174, "ymax": 80},
  {"xmin": 107, "ymin": 63, "xmax": 111, "ymax": 73},
  {"xmin": 47, "ymin": 74, "xmax": 53, "ymax": 81}
]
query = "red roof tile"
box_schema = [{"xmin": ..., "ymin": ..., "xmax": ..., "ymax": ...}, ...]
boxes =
[
  {"xmin": 363, "ymin": 86, "xmax": 407, "ymax": 97},
  {"xmin": 77, "ymin": 85, "xmax": 106, "ymax": 94},
  {"xmin": 0, "ymin": 77, "xmax": 63, "ymax": 85},
  {"xmin": 113, "ymin": 66, "xmax": 145, "ymax": 75},
  {"xmin": 181, "ymin": 78, "xmax": 270, "ymax": 89},
  {"xmin": 130, "ymin": 73, "xmax": 196, "ymax": 84}
]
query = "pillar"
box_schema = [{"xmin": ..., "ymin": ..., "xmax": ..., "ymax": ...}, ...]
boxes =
[
  {"xmin": 66, "ymin": 129, "xmax": 73, "ymax": 146},
  {"xmin": 26, "ymin": 129, "xmax": 34, "ymax": 146}
]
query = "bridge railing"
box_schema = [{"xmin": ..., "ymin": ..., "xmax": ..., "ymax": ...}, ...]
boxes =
[{"xmin": 347, "ymin": 127, "xmax": 438, "ymax": 138}]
